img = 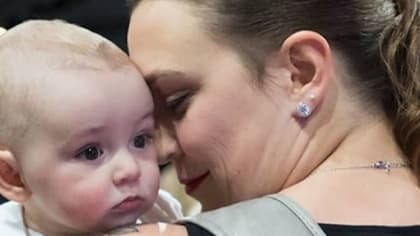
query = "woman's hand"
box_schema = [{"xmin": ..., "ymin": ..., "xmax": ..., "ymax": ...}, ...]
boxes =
[{"xmin": 104, "ymin": 223, "xmax": 188, "ymax": 236}]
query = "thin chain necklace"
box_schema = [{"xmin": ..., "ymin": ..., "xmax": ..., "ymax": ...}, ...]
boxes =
[
  {"xmin": 313, "ymin": 160, "xmax": 409, "ymax": 174},
  {"xmin": 21, "ymin": 206, "xmax": 33, "ymax": 236}
]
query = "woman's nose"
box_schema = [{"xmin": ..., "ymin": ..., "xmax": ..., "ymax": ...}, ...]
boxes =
[
  {"xmin": 155, "ymin": 124, "xmax": 182, "ymax": 165},
  {"xmin": 112, "ymin": 152, "xmax": 141, "ymax": 186}
]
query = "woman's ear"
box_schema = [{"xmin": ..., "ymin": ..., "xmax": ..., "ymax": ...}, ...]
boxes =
[
  {"xmin": 0, "ymin": 146, "xmax": 31, "ymax": 202},
  {"xmin": 279, "ymin": 31, "xmax": 333, "ymax": 119}
]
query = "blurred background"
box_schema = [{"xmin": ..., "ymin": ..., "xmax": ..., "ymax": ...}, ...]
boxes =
[{"xmin": 0, "ymin": 0, "xmax": 200, "ymax": 216}]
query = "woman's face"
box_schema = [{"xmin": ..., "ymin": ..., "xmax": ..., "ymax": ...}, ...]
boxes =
[{"xmin": 129, "ymin": 0, "xmax": 298, "ymax": 210}]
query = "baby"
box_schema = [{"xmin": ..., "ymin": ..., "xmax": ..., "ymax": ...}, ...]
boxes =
[{"xmin": 0, "ymin": 20, "xmax": 182, "ymax": 236}]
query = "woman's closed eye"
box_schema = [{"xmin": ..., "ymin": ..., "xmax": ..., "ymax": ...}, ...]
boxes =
[
  {"xmin": 75, "ymin": 144, "xmax": 104, "ymax": 161},
  {"xmin": 166, "ymin": 90, "xmax": 192, "ymax": 114}
]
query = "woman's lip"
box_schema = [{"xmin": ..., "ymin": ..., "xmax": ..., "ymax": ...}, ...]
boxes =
[
  {"xmin": 112, "ymin": 196, "xmax": 144, "ymax": 212},
  {"xmin": 180, "ymin": 172, "xmax": 209, "ymax": 194}
]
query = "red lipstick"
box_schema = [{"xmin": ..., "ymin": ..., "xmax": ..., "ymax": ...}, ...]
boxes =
[{"xmin": 181, "ymin": 172, "xmax": 209, "ymax": 194}]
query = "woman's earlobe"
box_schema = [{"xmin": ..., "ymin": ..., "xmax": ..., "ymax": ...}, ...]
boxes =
[
  {"xmin": 294, "ymin": 93, "xmax": 317, "ymax": 119},
  {"xmin": 0, "ymin": 148, "xmax": 30, "ymax": 202}
]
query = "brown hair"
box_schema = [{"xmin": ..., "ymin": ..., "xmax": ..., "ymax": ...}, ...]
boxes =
[
  {"xmin": 381, "ymin": 0, "xmax": 420, "ymax": 180},
  {"xmin": 130, "ymin": 0, "xmax": 420, "ymax": 180}
]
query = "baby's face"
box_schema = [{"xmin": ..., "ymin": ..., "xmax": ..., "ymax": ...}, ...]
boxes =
[{"xmin": 17, "ymin": 64, "xmax": 159, "ymax": 234}]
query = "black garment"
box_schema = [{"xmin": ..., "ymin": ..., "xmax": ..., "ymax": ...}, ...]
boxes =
[
  {"xmin": 320, "ymin": 224, "xmax": 420, "ymax": 236},
  {"xmin": 0, "ymin": 195, "xmax": 7, "ymax": 204},
  {"xmin": 0, "ymin": 0, "xmax": 130, "ymax": 51},
  {"xmin": 184, "ymin": 222, "xmax": 420, "ymax": 236},
  {"xmin": 185, "ymin": 222, "xmax": 213, "ymax": 236}
]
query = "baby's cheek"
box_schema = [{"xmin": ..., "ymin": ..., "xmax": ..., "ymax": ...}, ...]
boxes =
[
  {"xmin": 58, "ymin": 185, "xmax": 111, "ymax": 229},
  {"xmin": 140, "ymin": 161, "xmax": 160, "ymax": 201}
]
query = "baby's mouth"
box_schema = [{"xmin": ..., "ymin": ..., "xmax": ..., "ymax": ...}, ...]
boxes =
[{"xmin": 112, "ymin": 196, "xmax": 144, "ymax": 212}]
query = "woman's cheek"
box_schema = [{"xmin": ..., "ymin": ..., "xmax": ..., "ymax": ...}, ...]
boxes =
[{"xmin": 177, "ymin": 116, "xmax": 214, "ymax": 156}]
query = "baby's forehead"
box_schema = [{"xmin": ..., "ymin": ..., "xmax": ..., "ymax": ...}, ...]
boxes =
[
  {"xmin": 21, "ymin": 40, "xmax": 130, "ymax": 74},
  {"xmin": 32, "ymin": 46, "xmax": 132, "ymax": 74},
  {"xmin": 2, "ymin": 20, "xmax": 131, "ymax": 72},
  {"xmin": 1, "ymin": 44, "xmax": 136, "ymax": 107},
  {"xmin": 0, "ymin": 20, "xmax": 144, "ymax": 123},
  {"xmin": 0, "ymin": 20, "xmax": 150, "ymax": 154}
]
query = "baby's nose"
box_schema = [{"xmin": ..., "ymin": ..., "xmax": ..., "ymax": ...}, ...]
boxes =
[{"xmin": 112, "ymin": 152, "xmax": 141, "ymax": 186}]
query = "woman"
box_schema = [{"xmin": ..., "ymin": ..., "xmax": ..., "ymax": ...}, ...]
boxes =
[{"xmin": 123, "ymin": 0, "xmax": 420, "ymax": 235}]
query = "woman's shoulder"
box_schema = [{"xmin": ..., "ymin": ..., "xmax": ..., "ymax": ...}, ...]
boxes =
[{"xmin": 182, "ymin": 195, "xmax": 325, "ymax": 236}]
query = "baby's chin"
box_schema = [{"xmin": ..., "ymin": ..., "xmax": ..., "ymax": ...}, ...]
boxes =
[
  {"xmin": 84, "ymin": 213, "xmax": 140, "ymax": 235},
  {"xmin": 103, "ymin": 216, "xmax": 140, "ymax": 230}
]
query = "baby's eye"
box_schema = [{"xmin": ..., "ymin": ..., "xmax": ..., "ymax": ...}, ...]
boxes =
[
  {"xmin": 133, "ymin": 134, "xmax": 152, "ymax": 149},
  {"xmin": 75, "ymin": 145, "xmax": 104, "ymax": 161}
]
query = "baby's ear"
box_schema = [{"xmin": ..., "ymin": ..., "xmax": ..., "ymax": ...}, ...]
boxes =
[{"xmin": 0, "ymin": 146, "xmax": 30, "ymax": 202}]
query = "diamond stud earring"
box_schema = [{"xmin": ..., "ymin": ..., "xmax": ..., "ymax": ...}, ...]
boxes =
[{"xmin": 296, "ymin": 102, "xmax": 312, "ymax": 118}]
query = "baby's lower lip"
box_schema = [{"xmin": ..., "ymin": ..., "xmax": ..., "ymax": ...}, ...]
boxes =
[{"xmin": 112, "ymin": 197, "xmax": 144, "ymax": 212}]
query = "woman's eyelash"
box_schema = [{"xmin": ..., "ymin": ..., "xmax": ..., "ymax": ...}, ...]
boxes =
[{"xmin": 166, "ymin": 90, "xmax": 191, "ymax": 111}]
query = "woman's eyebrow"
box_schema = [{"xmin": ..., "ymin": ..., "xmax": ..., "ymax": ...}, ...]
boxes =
[{"xmin": 144, "ymin": 70, "xmax": 196, "ymax": 87}]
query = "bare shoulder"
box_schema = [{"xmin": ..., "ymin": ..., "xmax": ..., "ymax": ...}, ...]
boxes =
[{"xmin": 118, "ymin": 223, "xmax": 188, "ymax": 236}]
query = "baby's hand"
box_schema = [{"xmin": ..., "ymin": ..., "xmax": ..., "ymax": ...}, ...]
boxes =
[
  {"xmin": 104, "ymin": 223, "xmax": 140, "ymax": 235},
  {"xmin": 104, "ymin": 223, "xmax": 187, "ymax": 236},
  {"xmin": 140, "ymin": 189, "xmax": 183, "ymax": 223}
]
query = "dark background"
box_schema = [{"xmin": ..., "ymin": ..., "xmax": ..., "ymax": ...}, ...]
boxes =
[{"xmin": 0, "ymin": 0, "xmax": 130, "ymax": 51}]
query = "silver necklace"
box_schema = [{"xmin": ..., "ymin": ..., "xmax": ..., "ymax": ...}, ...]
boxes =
[
  {"xmin": 21, "ymin": 206, "xmax": 32, "ymax": 236},
  {"xmin": 313, "ymin": 160, "xmax": 409, "ymax": 174}
]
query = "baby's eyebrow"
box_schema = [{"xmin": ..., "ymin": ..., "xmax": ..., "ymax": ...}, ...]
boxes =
[
  {"xmin": 65, "ymin": 125, "xmax": 107, "ymax": 140},
  {"xmin": 134, "ymin": 111, "xmax": 154, "ymax": 125},
  {"xmin": 55, "ymin": 124, "xmax": 107, "ymax": 151}
]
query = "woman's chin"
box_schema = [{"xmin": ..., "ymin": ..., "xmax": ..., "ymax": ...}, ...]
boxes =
[{"xmin": 199, "ymin": 198, "xmax": 232, "ymax": 211}]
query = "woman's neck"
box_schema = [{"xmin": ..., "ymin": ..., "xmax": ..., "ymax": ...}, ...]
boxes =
[
  {"xmin": 316, "ymin": 119, "xmax": 407, "ymax": 169},
  {"xmin": 281, "ymin": 119, "xmax": 420, "ymax": 226}
]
